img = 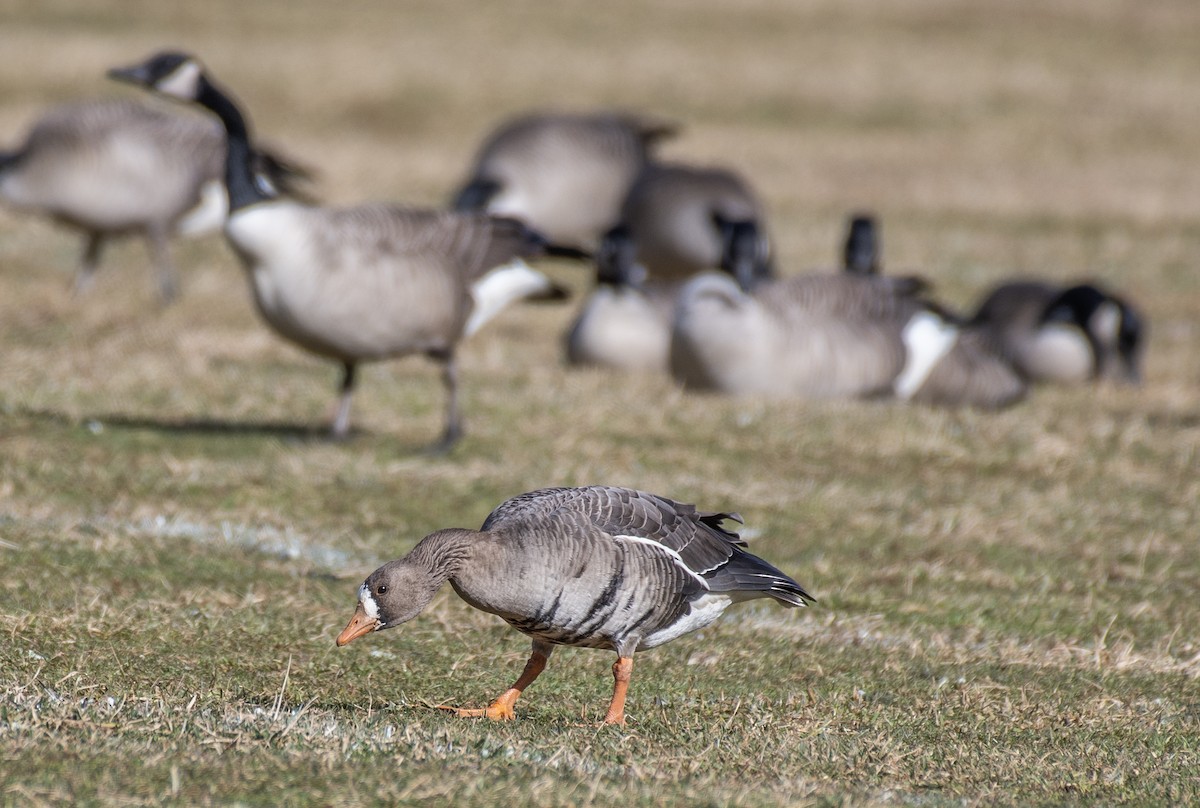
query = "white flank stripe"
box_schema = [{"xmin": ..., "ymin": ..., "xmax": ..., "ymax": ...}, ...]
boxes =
[
  {"xmin": 465, "ymin": 259, "xmax": 554, "ymax": 337},
  {"xmin": 895, "ymin": 311, "xmax": 959, "ymax": 399},
  {"xmin": 614, "ymin": 534, "xmax": 708, "ymax": 588}
]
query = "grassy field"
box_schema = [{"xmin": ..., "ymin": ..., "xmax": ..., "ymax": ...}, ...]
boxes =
[{"xmin": 2, "ymin": 0, "xmax": 1199, "ymax": 804}]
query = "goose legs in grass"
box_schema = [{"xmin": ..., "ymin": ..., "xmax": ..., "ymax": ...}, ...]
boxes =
[
  {"xmin": 443, "ymin": 643, "xmax": 551, "ymax": 720},
  {"xmin": 441, "ymin": 645, "xmax": 634, "ymax": 725}
]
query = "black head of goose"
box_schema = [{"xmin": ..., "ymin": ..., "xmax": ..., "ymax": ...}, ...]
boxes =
[
  {"xmin": 842, "ymin": 213, "xmax": 880, "ymax": 275},
  {"xmin": 970, "ymin": 280, "xmax": 1145, "ymax": 384},
  {"xmin": 336, "ymin": 485, "xmax": 813, "ymax": 725},
  {"xmin": 108, "ymin": 51, "xmax": 569, "ymax": 451},
  {"xmin": 0, "ymin": 95, "xmax": 306, "ymax": 303},
  {"xmin": 452, "ymin": 111, "xmax": 678, "ymax": 253}
]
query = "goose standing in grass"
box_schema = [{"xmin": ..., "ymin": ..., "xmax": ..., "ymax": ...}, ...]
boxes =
[
  {"xmin": 969, "ymin": 280, "xmax": 1145, "ymax": 384},
  {"xmin": 669, "ymin": 269, "xmax": 1025, "ymax": 408},
  {"xmin": 0, "ymin": 97, "xmax": 303, "ymax": 302},
  {"xmin": 109, "ymin": 51, "xmax": 570, "ymax": 450},
  {"xmin": 452, "ymin": 111, "xmax": 677, "ymax": 252},
  {"xmin": 336, "ymin": 485, "xmax": 812, "ymax": 725},
  {"xmin": 617, "ymin": 162, "xmax": 774, "ymax": 287}
]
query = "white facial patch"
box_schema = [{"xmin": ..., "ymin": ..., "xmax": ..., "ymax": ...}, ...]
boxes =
[
  {"xmin": 358, "ymin": 584, "xmax": 380, "ymax": 621},
  {"xmin": 895, "ymin": 311, "xmax": 959, "ymax": 399},
  {"xmin": 156, "ymin": 59, "xmax": 203, "ymax": 100},
  {"xmin": 465, "ymin": 258, "xmax": 555, "ymax": 337}
]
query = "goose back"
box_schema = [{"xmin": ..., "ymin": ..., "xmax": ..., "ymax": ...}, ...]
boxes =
[
  {"xmin": 670, "ymin": 272, "xmax": 917, "ymax": 397},
  {"xmin": 620, "ymin": 162, "xmax": 769, "ymax": 281},
  {"xmin": 0, "ymin": 98, "xmax": 223, "ymax": 233},
  {"xmin": 454, "ymin": 112, "xmax": 676, "ymax": 251}
]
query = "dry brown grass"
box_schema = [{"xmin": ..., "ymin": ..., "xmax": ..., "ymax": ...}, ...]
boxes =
[{"xmin": 2, "ymin": 0, "xmax": 1200, "ymax": 805}]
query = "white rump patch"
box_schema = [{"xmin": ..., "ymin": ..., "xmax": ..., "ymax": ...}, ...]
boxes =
[
  {"xmin": 156, "ymin": 59, "xmax": 204, "ymax": 100},
  {"xmin": 642, "ymin": 592, "xmax": 732, "ymax": 649},
  {"xmin": 358, "ymin": 584, "xmax": 380, "ymax": 621},
  {"xmin": 175, "ymin": 180, "xmax": 229, "ymax": 236},
  {"xmin": 894, "ymin": 311, "xmax": 959, "ymax": 399},
  {"xmin": 465, "ymin": 258, "xmax": 556, "ymax": 337}
]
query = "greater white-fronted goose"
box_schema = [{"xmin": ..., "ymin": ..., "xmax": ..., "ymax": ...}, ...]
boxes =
[
  {"xmin": 617, "ymin": 161, "xmax": 774, "ymax": 288},
  {"xmin": 336, "ymin": 485, "xmax": 813, "ymax": 725},
  {"xmin": 669, "ymin": 271, "xmax": 1025, "ymax": 408},
  {"xmin": 969, "ymin": 280, "xmax": 1145, "ymax": 384},
  {"xmin": 452, "ymin": 111, "xmax": 677, "ymax": 252},
  {"xmin": 0, "ymin": 96, "xmax": 304, "ymax": 302},
  {"xmin": 109, "ymin": 51, "xmax": 568, "ymax": 450}
]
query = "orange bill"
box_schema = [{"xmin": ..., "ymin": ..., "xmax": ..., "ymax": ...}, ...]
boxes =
[{"xmin": 335, "ymin": 602, "xmax": 380, "ymax": 646}]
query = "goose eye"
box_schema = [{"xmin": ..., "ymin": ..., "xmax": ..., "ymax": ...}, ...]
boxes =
[{"xmin": 376, "ymin": 585, "xmax": 388, "ymax": 595}]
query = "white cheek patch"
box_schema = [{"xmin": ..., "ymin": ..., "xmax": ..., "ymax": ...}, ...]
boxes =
[
  {"xmin": 359, "ymin": 584, "xmax": 380, "ymax": 621},
  {"xmin": 895, "ymin": 311, "xmax": 959, "ymax": 399},
  {"xmin": 157, "ymin": 59, "xmax": 203, "ymax": 99}
]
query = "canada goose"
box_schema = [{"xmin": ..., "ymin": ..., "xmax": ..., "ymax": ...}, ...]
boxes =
[
  {"xmin": 336, "ymin": 485, "xmax": 812, "ymax": 725},
  {"xmin": 452, "ymin": 111, "xmax": 677, "ymax": 252},
  {"xmin": 109, "ymin": 51, "xmax": 568, "ymax": 450},
  {"xmin": 970, "ymin": 281, "xmax": 1145, "ymax": 384},
  {"xmin": 842, "ymin": 213, "xmax": 880, "ymax": 275},
  {"xmin": 0, "ymin": 97, "xmax": 303, "ymax": 302},
  {"xmin": 618, "ymin": 162, "xmax": 774, "ymax": 287},
  {"xmin": 669, "ymin": 271, "xmax": 1025, "ymax": 408},
  {"xmin": 563, "ymin": 224, "xmax": 678, "ymax": 371}
]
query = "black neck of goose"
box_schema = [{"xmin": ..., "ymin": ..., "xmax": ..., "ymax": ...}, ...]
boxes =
[{"xmin": 194, "ymin": 74, "xmax": 273, "ymax": 214}]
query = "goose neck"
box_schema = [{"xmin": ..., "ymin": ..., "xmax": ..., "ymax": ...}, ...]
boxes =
[{"xmin": 195, "ymin": 74, "xmax": 271, "ymax": 213}]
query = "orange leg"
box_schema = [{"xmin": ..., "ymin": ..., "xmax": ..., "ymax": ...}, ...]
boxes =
[
  {"xmin": 445, "ymin": 647, "xmax": 548, "ymax": 721},
  {"xmin": 602, "ymin": 656, "xmax": 634, "ymax": 725}
]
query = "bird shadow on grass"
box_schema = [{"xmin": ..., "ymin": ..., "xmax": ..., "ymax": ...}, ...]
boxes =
[
  {"xmin": 7, "ymin": 405, "xmax": 454, "ymax": 455},
  {"xmin": 10, "ymin": 405, "xmax": 332, "ymax": 443}
]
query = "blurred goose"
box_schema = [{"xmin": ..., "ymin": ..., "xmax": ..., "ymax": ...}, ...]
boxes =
[
  {"xmin": 564, "ymin": 210, "xmax": 828, "ymax": 373},
  {"xmin": 618, "ymin": 162, "xmax": 773, "ymax": 287},
  {"xmin": 969, "ymin": 281, "xmax": 1145, "ymax": 384},
  {"xmin": 0, "ymin": 96, "xmax": 303, "ymax": 302},
  {"xmin": 564, "ymin": 225, "xmax": 678, "ymax": 371},
  {"xmin": 110, "ymin": 51, "xmax": 568, "ymax": 450},
  {"xmin": 669, "ymin": 271, "xmax": 1025, "ymax": 408},
  {"xmin": 453, "ymin": 111, "xmax": 677, "ymax": 252},
  {"xmin": 336, "ymin": 485, "xmax": 812, "ymax": 725}
]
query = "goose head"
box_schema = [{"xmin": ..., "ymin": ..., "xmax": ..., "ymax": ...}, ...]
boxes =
[
  {"xmin": 594, "ymin": 225, "xmax": 647, "ymax": 289},
  {"xmin": 712, "ymin": 214, "xmax": 772, "ymax": 292},
  {"xmin": 1041, "ymin": 283, "xmax": 1144, "ymax": 383},
  {"xmin": 843, "ymin": 214, "xmax": 880, "ymax": 275},
  {"xmin": 335, "ymin": 558, "xmax": 444, "ymax": 646},
  {"xmin": 108, "ymin": 51, "xmax": 206, "ymax": 101}
]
